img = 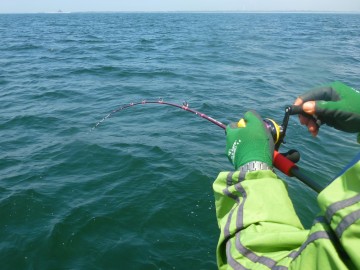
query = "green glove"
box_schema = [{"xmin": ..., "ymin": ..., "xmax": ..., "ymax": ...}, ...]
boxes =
[
  {"xmin": 226, "ymin": 111, "xmax": 274, "ymax": 170},
  {"xmin": 300, "ymin": 81, "xmax": 360, "ymax": 133}
]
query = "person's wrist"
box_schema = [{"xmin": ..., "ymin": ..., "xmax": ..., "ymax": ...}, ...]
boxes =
[
  {"xmin": 233, "ymin": 150, "xmax": 273, "ymax": 170},
  {"xmin": 238, "ymin": 161, "xmax": 273, "ymax": 174}
]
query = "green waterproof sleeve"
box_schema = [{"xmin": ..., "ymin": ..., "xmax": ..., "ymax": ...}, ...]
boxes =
[
  {"xmin": 317, "ymin": 160, "xmax": 360, "ymax": 269},
  {"xmin": 213, "ymin": 164, "xmax": 360, "ymax": 269},
  {"xmin": 213, "ymin": 170, "xmax": 307, "ymax": 269}
]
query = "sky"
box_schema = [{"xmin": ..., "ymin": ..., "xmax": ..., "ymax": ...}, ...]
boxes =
[{"xmin": 1, "ymin": 0, "xmax": 360, "ymax": 13}]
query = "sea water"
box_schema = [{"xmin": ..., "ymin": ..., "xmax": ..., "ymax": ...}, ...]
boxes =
[{"xmin": 1, "ymin": 12, "xmax": 360, "ymax": 269}]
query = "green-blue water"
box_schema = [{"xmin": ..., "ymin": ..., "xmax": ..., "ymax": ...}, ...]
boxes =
[{"xmin": 1, "ymin": 13, "xmax": 359, "ymax": 269}]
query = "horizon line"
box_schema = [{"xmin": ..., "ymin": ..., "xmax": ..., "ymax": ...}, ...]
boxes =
[{"xmin": 1, "ymin": 10, "xmax": 360, "ymax": 14}]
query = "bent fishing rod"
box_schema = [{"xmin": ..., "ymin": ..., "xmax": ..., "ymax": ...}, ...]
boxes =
[{"xmin": 94, "ymin": 99, "xmax": 323, "ymax": 193}]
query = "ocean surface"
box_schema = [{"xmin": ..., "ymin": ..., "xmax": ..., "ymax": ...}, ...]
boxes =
[{"xmin": 1, "ymin": 12, "xmax": 360, "ymax": 269}]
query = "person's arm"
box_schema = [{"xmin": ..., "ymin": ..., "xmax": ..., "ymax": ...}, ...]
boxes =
[
  {"xmin": 214, "ymin": 109, "xmax": 360, "ymax": 269},
  {"xmin": 316, "ymin": 152, "xmax": 360, "ymax": 269},
  {"xmin": 213, "ymin": 169, "xmax": 307, "ymax": 269},
  {"xmin": 214, "ymin": 111, "xmax": 307, "ymax": 269}
]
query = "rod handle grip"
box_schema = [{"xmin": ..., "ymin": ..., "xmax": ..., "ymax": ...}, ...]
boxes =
[{"xmin": 273, "ymin": 150, "xmax": 297, "ymax": 176}]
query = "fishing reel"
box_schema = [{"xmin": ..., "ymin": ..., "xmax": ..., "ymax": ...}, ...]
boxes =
[
  {"xmin": 238, "ymin": 106, "xmax": 300, "ymax": 163},
  {"xmin": 263, "ymin": 118, "xmax": 284, "ymax": 148}
]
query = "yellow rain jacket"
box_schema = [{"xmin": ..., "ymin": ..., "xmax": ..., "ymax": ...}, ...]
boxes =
[{"xmin": 213, "ymin": 154, "xmax": 360, "ymax": 269}]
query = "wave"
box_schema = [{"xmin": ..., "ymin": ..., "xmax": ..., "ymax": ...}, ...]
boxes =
[
  {"xmin": 68, "ymin": 66, "xmax": 181, "ymax": 79},
  {"xmin": 1, "ymin": 115, "xmax": 61, "ymax": 130},
  {"xmin": 7, "ymin": 43, "xmax": 43, "ymax": 51}
]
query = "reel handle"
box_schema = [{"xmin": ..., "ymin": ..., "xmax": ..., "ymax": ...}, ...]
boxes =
[
  {"xmin": 289, "ymin": 105, "xmax": 303, "ymax": 115},
  {"xmin": 289, "ymin": 105, "xmax": 321, "ymax": 127}
]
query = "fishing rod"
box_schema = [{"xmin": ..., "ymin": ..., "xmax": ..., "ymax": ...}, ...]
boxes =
[
  {"xmin": 94, "ymin": 99, "xmax": 323, "ymax": 193},
  {"xmin": 93, "ymin": 99, "xmax": 225, "ymax": 130}
]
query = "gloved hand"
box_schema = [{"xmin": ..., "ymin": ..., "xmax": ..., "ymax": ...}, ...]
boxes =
[
  {"xmin": 226, "ymin": 111, "xmax": 274, "ymax": 170},
  {"xmin": 294, "ymin": 81, "xmax": 360, "ymax": 136}
]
